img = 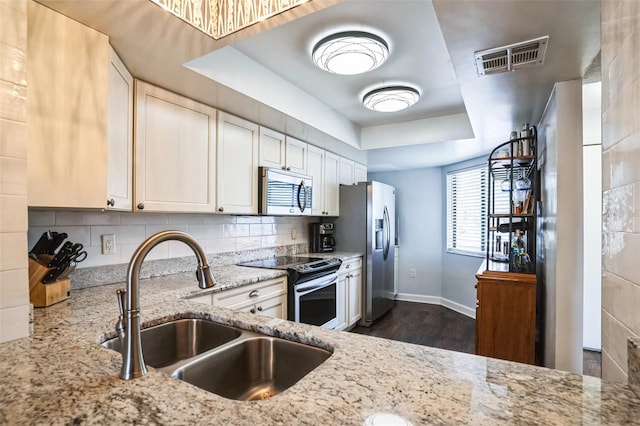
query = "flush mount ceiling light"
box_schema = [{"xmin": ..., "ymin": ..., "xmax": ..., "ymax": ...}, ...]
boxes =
[
  {"xmin": 362, "ymin": 86, "xmax": 420, "ymax": 112},
  {"xmin": 312, "ymin": 31, "xmax": 389, "ymax": 75}
]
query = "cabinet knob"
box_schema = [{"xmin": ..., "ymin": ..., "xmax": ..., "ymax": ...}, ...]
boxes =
[
  {"xmin": 107, "ymin": 198, "xmax": 115, "ymax": 207},
  {"xmin": 218, "ymin": 207, "xmax": 224, "ymax": 212},
  {"xmin": 257, "ymin": 306, "xmax": 263, "ymax": 312},
  {"xmin": 250, "ymin": 307, "xmax": 256, "ymax": 314},
  {"xmin": 137, "ymin": 203, "xmax": 144, "ymax": 210},
  {"xmin": 282, "ymin": 166, "xmax": 287, "ymax": 170},
  {"xmin": 286, "ymin": 167, "xmax": 291, "ymax": 171},
  {"xmin": 249, "ymin": 290, "xmax": 260, "ymax": 298}
]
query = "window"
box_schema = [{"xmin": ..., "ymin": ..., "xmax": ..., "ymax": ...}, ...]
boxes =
[{"xmin": 446, "ymin": 165, "xmax": 511, "ymax": 256}]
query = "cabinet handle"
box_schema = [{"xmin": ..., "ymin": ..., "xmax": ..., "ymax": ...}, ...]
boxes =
[
  {"xmin": 257, "ymin": 306, "xmax": 263, "ymax": 312},
  {"xmin": 137, "ymin": 203, "xmax": 144, "ymax": 210},
  {"xmin": 218, "ymin": 207, "xmax": 224, "ymax": 212},
  {"xmin": 286, "ymin": 167, "xmax": 291, "ymax": 171},
  {"xmin": 250, "ymin": 307, "xmax": 256, "ymax": 314},
  {"xmin": 107, "ymin": 198, "xmax": 115, "ymax": 207},
  {"xmin": 249, "ymin": 290, "xmax": 260, "ymax": 298}
]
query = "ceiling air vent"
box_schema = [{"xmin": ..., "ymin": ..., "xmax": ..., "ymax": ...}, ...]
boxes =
[{"xmin": 474, "ymin": 36, "xmax": 549, "ymax": 76}]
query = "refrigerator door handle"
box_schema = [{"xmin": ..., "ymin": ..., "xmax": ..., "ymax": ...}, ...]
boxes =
[{"xmin": 383, "ymin": 206, "xmax": 391, "ymax": 260}]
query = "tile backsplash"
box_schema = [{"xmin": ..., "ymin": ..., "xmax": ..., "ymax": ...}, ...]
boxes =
[{"xmin": 28, "ymin": 209, "xmax": 313, "ymax": 270}]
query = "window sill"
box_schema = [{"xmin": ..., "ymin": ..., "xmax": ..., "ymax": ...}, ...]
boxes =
[{"xmin": 446, "ymin": 249, "xmax": 485, "ymax": 259}]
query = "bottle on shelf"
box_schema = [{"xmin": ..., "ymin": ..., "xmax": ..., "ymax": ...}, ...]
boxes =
[
  {"xmin": 521, "ymin": 123, "xmax": 531, "ymax": 156},
  {"xmin": 510, "ymin": 229, "xmax": 531, "ymax": 272}
]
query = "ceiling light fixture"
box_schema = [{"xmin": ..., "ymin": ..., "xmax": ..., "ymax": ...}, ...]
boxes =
[
  {"xmin": 362, "ymin": 86, "xmax": 420, "ymax": 112},
  {"xmin": 312, "ymin": 31, "xmax": 389, "ymax": 75}
]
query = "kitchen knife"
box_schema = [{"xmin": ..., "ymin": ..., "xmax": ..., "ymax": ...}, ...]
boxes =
[
  {"xmin": 44, "ymin": 232, "xmax": 68, "ymax": 255},
  {"xmin": 47, "ymin": 241, "xmax": 74, "ymax": 268},
  {"xmin": 42, "ymin": 262, "xmax": 70, "ymax": 284},
  {"xmin": 30, "ymin": 231, "xmax": 55, "ymax": 256}
]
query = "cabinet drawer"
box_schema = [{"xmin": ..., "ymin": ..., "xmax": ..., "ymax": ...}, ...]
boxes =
[
  {"xmin": 213, "ymin": 277, "xmax": 286, "ymax": 309},
  {"xmin": 339, "ymin": 257, "xmax": 362, "ymax": 273}
]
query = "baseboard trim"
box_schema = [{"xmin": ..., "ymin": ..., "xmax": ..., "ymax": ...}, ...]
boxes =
[{"xmin": 394, "ymin": 293, "xmax": 475, "ymax": 319}]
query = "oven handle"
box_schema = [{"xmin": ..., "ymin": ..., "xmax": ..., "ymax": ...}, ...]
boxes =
[{"xmin": 295, "ymin": 275, "xmax": 337, "ymax": 294}]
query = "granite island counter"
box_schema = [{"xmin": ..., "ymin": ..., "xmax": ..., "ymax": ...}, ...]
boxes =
[{"xmin": 1, "ymin": 264, "xmax": 639, "ymax": 425}]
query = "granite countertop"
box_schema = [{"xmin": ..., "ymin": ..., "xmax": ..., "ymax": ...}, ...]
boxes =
[{"xmin": 1, "ymin": 263, "xmax": 639, "ymax": 425}]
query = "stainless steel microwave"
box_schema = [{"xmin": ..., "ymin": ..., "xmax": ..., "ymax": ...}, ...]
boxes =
[{"xmin": 259, "ymin": 167, "xmax": 312, "ymax": 216}]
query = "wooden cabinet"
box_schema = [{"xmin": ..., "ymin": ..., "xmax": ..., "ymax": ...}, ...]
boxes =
[
  {"xmin": 28, "ymin": 2, "xmax": 132, "ymax": 210},
  {"xmin": 134, "ymin": 81, "xmax": 217, "ymax": 213},
  {"xmin": 212, "ymin": 277, "xmax": 287, "ymax": 320},
  {"xmin": 339, "ymin": 157, "xmax": 355, "ymax": 185},
  {"xmin": 475, "ymin": 264, "xmax": 536, "ymax": 364},
  {"xmin": 336, "ymin": 257, "xmax": 363, "ymax": 330},
  {"xmin": 354, "ymin": 163, "xmax": 367, "ymax": 184},
  {"xmin": 216, "ymin": 112, "xmax": 259, "ymax": 214},
  {"xmin": 258, "ymin": 127, "xmax": 308, "ymax": 174}
]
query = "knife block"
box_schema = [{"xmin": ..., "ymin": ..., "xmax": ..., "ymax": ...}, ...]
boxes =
[{"xmin": 28, "ymin": 258, "xmax": 71, "ymax": 307}]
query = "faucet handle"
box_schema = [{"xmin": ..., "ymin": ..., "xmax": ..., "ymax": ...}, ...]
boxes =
[{"xmin": 116, "ymin": 288, "xmax": 126, "ymax": 317}]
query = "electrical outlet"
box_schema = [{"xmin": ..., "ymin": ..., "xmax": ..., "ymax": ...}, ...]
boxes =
[
  {"xmin": 410, "ymin": 268, "xmax": 416, "ymax": 278},
  {"xmin": 102, "ymin": 234, "xmax": 116, "ymax": 255},
  {"xmin": 291, "ymin": 227, "xmax": 297, "ymax": 240}
]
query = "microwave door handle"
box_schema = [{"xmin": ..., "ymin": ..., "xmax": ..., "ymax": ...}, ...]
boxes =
[{"xmin": 297, "ymin": 180, "xmax": 306, "ymax": 213}]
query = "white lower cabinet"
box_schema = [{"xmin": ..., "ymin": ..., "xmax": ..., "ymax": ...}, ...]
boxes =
[
  {"xmin": 206, "ymin": 277, "xmax": 287, "ymax": 320},
  {"xmin": 336, "ymin": 257, "xmax": 363, "ymax": 330}
]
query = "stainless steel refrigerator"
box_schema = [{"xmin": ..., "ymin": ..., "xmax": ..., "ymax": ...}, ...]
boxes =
[{"xmin": 335, "ymin": 181, "xmax": 395, "ymax": 326}]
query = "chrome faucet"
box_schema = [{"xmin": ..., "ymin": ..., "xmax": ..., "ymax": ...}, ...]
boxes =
[{"xmin": 117, "ymin": 230, "xmax": 217, "ymax": 380}]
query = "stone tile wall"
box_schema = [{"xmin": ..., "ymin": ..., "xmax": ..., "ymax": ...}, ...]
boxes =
[
  {"xmin": 0, "ymin": 0, "xmax": 29, "ymax": 343},
  {"xmin": 601, "ymin": 0, "xmax": 640, "ymax": 383}
]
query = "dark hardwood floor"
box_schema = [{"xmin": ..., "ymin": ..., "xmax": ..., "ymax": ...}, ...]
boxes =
[{"xmin": 350, "ymin": 301, "xmax": 601, "ymax": 378}]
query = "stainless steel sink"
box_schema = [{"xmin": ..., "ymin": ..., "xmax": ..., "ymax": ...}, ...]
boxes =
[
  {"xmin": 101, "ymin": 318, "xmax": 241, "ymax": 368},
  {"xmin": 172, "ymin": 336, "xmax": 332, "ymax": 401},
  {"xmin": 101, "ymin": 318, "xmax": 332, "ymax": 400}
]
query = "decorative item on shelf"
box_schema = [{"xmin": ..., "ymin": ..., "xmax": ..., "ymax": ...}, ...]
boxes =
[
  {"xmin": 510, "ymin": 229, "xmax": 532, "ymax": 272},
  {"xmin": 521, "ymin": 123, "xmax": 531, "ymax": 156}
]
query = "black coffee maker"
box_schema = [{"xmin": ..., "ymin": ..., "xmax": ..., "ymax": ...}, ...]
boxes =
[{"xmin": 309, "ymin": 223, "xmax": 336, "ymax": 253}]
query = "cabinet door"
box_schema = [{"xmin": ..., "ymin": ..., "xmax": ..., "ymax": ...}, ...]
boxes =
[
  {"xmin": 324, "ymin": 152, "xmax": 340, "ymax": 216},
  {"xmin": 134, "ymin": 81, "xmax": 216, "ymax": 212},
  {"xmin": 259, "ymin": 127, "xmax": 286, "ymax": 169},
  {"xmin": 335, "ymin": 272, "xmax": 348, "ymax": 331},
  {"xmin": 347, "ymin": 268, "xmax": 363, "ymax": 326},
  {"xmin": 339, "ymin": 157, "xmax": 355, "ymax": 185},
  {"xmin": 255, "ymin": 294, "xmax": 287, "ymax": 319},
  {"xmin": 27, "ymin": 1, "xmax": 109, "ymax": 208},
  {"xmin": 354, "ymin": 163, "xmax": 367, "ymax": 184},
  {"xmin": 307, "ymin": 145, "xmax": 325, "ymax": 216},
  {"xmin": 475, "ymin": 277, "xmax": 536, "ymax": 364},
  {"xmin": 285, "ymin": 136, "xmax": 308, "ymax": 174},
  {"xmin": 217, "ymin": 112, "xmax": 259, "ymax": 214},
  {"xmin": 106, "ymin": 46, "xmax": 133, "ymax": 211}
]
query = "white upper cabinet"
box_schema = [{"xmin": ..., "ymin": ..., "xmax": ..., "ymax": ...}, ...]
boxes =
[
  {"xmin": 324, "ymin": 151, "xmax": 340, "ymax": 216},
  {"xmin": 134, "ymin": 81, "xmax": 217, "ymax": 213},
  {"xmin": 259, "ymin": 127, "xmax": 308, "ymax": 174},
  {"xmin": 259, "ymin": 127, "xmax": 286, "ymax": 170},
  {"xmin": 307, "ymin": 146, "xmax": 339, "ymax": 216},
  {"xmin": 307, "ymin": 145, "xmax": 325, "ymax": 216},
  {"xmin": 339, "ymin": 157, "xmax": 355, "ymax": 185},
  {"xmin": 216, "ymin": 112, "xmax": 259, "ymax": 215},
  {"xmin": 106, "ymin": 47, "xmax": 134, "ymax": 211},
  {"xmin": 284, "ymin": 136, "xmax": 308, "ymax": 174},
  {"xmin": 354, "ymin": 163, "xmax": 367, "ymax": 184},
  {"xmin": 28, "ymin": 2, "xmax": 133, "ymax": 210}
]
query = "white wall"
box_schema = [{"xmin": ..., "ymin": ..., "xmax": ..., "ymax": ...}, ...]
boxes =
[
  {"xmin": 0, "ymin": 0, "xmax": 30, "ymax": 343},
  {"xmin": 368, "ymin": 169, "xmax": 443, "ymax": 300},
  {"xmin": 537, "ymin": 80, "xmax": 584, "ymax": 374},
  {"xmin": 601, "ymin": 0, "xmax": 640, "ymax": 384}
]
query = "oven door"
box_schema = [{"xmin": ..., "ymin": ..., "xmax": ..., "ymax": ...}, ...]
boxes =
[{"xmin": 293, "ymin": 273, "xmax": 337, "ymax": 329}]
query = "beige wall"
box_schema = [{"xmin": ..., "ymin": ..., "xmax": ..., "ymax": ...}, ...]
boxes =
[
  {"xmin": 601, "ymin": 0, "xmax": 640, "ymax": 383},
  {"xmin": 0, "ymin": 0, "xmax": 30, "ymax": 343}
]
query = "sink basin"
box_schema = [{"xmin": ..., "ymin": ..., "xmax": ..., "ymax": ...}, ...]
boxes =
[
  {"xmin": 172, "ymin": 336, "xmax": 332, "ymax": 401},
  {"xmin": 101, "ymin": 318, "xmax": 241, "ymax": 368},
  {"xmin": 101, "ymin": 318, "xmax": 331, "ymax": 400}
]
